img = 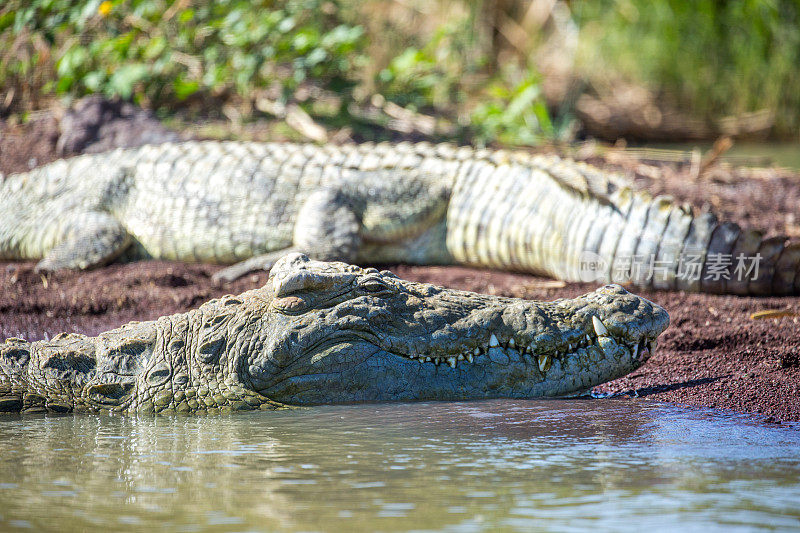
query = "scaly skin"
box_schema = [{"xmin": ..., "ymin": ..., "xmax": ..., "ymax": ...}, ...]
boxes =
[
  {"xmin": 1, "ymin": 141, "xmax": 796, "ymax": 294},
  {"xmin": 0, "ymin": 253, "xmax": 668, "ymax": 413}
]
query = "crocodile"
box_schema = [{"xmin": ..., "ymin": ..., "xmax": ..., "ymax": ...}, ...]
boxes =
[
  {"xmin": 0, "ymin": 253, "xmax": 668, "ymax": 413},
  {"xmin": 1, "ymin": 140, "xmax": 797, "ymax": 294}
]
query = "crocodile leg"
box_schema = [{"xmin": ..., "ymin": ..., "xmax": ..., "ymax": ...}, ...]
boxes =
[
  {"xmin": 212, "ymin": 187, "xmax": 361, "ymax": 282},
  {"xmin": 35, "ymin": 212, "xmax": 133, "ymax": 272},
  {"xmin": 214, "ymin": 168, "xmax": 450, "ymax": 282},
  {"xmin": 211, "ymin": 248, "xmax": 302, "ymax": 282}
]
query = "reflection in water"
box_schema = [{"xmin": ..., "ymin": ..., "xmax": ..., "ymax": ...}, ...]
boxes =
[{"xmin": 0, "ymin": 399, "xmax": 798, "ymax": 531}]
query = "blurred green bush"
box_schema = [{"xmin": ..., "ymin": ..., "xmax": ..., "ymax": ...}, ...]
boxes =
[
  {"xmin": 575, "ymin": 0, "xmax": 800, "ymax": 138},
  {"xmin": 0, "ymin": 0, "xmax": 557, "ymax": 145},
  {"xmin": 2, "ymin": 0, "xmax": 797, "ymax": 144},
  {"xmin": 1, "ymin": 0, "xmax": 365, "ymax": 107}
]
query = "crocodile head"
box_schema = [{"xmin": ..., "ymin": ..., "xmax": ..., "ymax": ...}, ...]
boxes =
[
  {"xmin": 245, "ymin": 253, "xmax": 669, "ymax": 404},
  {"xmin": 0, "ymin": 254, "xmax": 668, "ymax": 412}
]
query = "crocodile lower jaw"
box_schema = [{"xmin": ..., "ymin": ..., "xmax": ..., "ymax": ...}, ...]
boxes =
[{"xmin": 399, "ymin": 331, "xmax": 657, "ymax": 370}]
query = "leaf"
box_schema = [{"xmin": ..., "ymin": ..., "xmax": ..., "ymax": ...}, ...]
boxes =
[
  {"xmin": 55, "ymin": 75, "xmax": 74, "ymax": 93},
  {"xmin": 178, "ymin": 8, "xmax": 195, "ymax": 24},
  {"xmin": 83, "ymin": 70, "xmax": 106, "ymax": 91},
  {"xmin": 173, "ymin": 77, "xmax": 199, "ymax": 100},
  {"xmin": 56, "ymin": 45, "xmax": 88, "ymax": 77},
  {"xmin": 504, "ymin": 83, "xmax": 540, "ymax": 123},
  {"xmin": 107, "ymin": 63, "xmax": 149, "ymax": 99}
]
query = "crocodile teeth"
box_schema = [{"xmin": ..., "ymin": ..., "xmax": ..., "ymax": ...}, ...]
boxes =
[
  {"xmin": 592, "ymin": 316, "xmax": 609, "ymax": 336},
  {"xmin": 423, "ymin": 357, "xmax": 431, "ymax": 363},
  {"xmin": 457, "ymin": 354, "xmax": 465, "ymax": 361},
  {"xmin": 642, "ymin": 339, "xmax": 654, "ymax": 358},
  {"xmin": 446, "ymin": 357, "xmax": 457, "ymax": 368},
  {"xmin": 632, "ymin": 342, "xmax": 639, "ymax": 360},
  {"xmin": 473, "ymin": 347, "xmax": 481, "ymax": 356},
  {"xmin": 537, "ymin": 354, "xmax": 551, "ymax": 372},
  {"xmin": 489, "ymin": 334, "xmax": 499, "ymax": 347},
  {"xmin": 466, "ymin": 353, "xmax": 474, "ymax": 363},
  {"xmin": 508, "ymin": 338, "xmax": 515, "ymax": 348}
]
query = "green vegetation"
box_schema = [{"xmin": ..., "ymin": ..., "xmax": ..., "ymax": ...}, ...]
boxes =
[
  {"xmin": 575, "ymin": 0, "xmax": 800, "ymax": 138},
  {"xmin": 367, "ymin": 3, "xmax": 559, "ymax": 145},
  {"xmin": 1, "ymin": 0, "xmax": 798, "ymax": 143},
  {"xmin": 0, "ymin": 0, "xmax": 365, "ymax": 108},
  {"xmin": 0, "ymin": 0, "xmax": 558, "ymax": 145}
]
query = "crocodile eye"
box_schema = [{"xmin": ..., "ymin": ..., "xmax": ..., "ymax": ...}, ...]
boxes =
[
  {"xmin": 361, "ymin": 280, "xmax": 390, "ymax": 294},
  {"xmin": 272, "ymin": 295, "xmax": 308, "ymax": 313}
]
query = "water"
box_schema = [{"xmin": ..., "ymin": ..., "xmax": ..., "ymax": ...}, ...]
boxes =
[
  {"xmin": 637, "ymin": 142, "xmax": 800, "ymax": 170},
  {"xmin": 0, "ymin": 400, "xmax": 798, "ymax": 532}
]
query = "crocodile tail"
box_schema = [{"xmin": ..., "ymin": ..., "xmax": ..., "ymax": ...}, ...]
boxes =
[
  {"xmin": 445, "ymin": 155, "xmax": 797, "ymax": 295},
  {"xmin": 538, "ymin": 155, "xmax": 799, "ymax": 295},
  {"xmin": 593, "ymin": 188, "xmax": 800, "ymax": 295},
  {"xmin": 675, "ymin": 217, "xmax": 800, "ymax": 296}
]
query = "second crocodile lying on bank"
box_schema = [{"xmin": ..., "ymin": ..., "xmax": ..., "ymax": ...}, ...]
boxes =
[
  {"xmin": 0, "ymin": 254, "xmax": 668, "ymax": 413},
  {"xmin": 1, "ymin": 141, "xmax": 797, "ymax": 294}
]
